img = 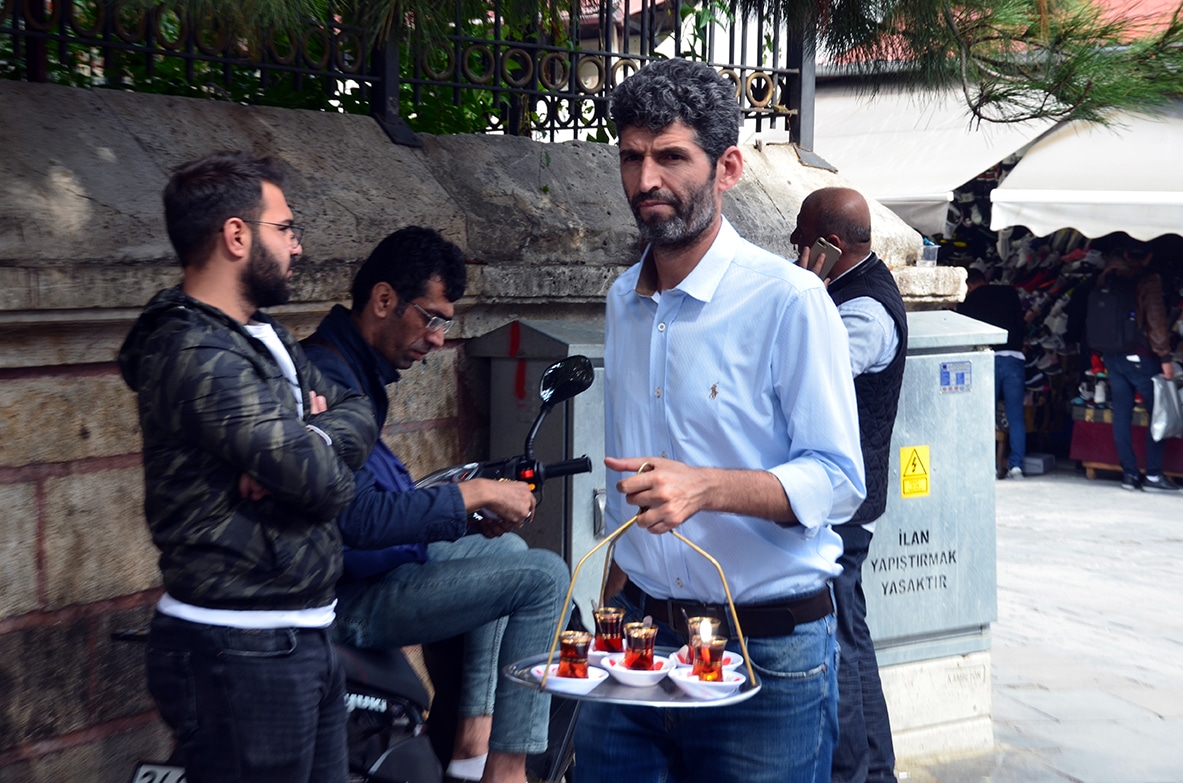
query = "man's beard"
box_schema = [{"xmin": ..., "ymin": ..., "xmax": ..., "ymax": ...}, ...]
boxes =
[
  {"xmin": 243, "ymin": 241, "xmax": 291, "ymax": 309},
  {"xmin": 630, "ymin": 177, "xmax": 717, "ymax": 249}
]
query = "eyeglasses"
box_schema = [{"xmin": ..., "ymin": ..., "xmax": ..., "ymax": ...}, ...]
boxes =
[
  {"xmin": 242, "ymin": 219, "xmax": 305, "ymax": 246},
  {"xmin": 410, "ymin": 302, "xmax": 454, "ymax": 334}
]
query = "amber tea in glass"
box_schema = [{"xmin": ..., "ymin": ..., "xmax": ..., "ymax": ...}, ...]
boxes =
[
  {"xmin": 592, "ymin": 607, "xmax": 625, "ymax": 652},
  {"xmin": 623, "ymin": 622, "xmax": 658, "ymax": 670},
  {"xmin": 687, "ymin": 616, "xmax": 725, "ymax": 681},
  {"xmin": 691, "ymin": 637, "xmax": 727, "ymax": 681},
  {"xmin": 557, "ymin": 630, "xmax": 592, "ymax": 678}
]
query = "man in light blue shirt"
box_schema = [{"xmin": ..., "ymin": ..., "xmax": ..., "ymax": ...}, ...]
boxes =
[{"xmin": 574, "ymin": 58, "xmax": 865, "ymax": 783}]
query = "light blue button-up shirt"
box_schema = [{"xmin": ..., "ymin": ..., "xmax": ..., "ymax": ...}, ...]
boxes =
[{"xmin": 604, "ymin": 218, "xmax": 866, "ymax": 604}]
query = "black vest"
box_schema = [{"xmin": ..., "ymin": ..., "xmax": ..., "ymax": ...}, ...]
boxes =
[{"xmin": 827, "ymin": 254, "xmax": 908, "ymax": 524}]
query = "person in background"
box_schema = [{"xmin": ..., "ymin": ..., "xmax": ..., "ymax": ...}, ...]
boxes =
[
  {"xmin": 575, "ymin": 58, "xmax": 865, "ymax": 783},
  {"xmin": 303, "ymin": 226, "xmax": 571, "ymax": 783},
  {"xmin": 794, "ymin": 186, "xmax": 907, "ymax": 783},
  {"xmin": 1091, "ymin": 241, "xmax": 1178, "ymax": 492},
  {"xmin": 959, "ymin": 267, "xmax": 1028, "ymax": 479},
  {"xmin": 118, "ymin": 150, "xmax": 378, "ymax": 783}
]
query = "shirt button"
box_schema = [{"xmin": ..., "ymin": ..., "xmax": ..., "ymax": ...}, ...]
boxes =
[
  {"xmin": 657, "ymin": 322, "xmax": 666, "ymax": 332},
  {"xmin": 675, "ymin": 578, "xmax": 683, "ymax": 588},
  {"xmin": 655, "ymin": 388, "xmax": 662, "ymax": 398},
  {"xmin": 660, "ymin": 451, "xmax": 668, "ymax": 458}
]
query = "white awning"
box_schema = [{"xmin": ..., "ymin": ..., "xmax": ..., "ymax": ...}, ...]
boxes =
[
  {"xmin": 812, "ymin": 85, "xmax": 1054, "ymax": 236},
  {"xmin": 990, "ymin": 102, "xmax": 1183, "ymax": 240}
]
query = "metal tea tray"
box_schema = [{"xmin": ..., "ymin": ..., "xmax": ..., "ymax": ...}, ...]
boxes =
[{"xmin": 504, "ymin": 648, "xmax": 761, "ymax": 708}]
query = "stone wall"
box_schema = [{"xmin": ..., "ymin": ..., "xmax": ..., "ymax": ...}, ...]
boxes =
[{"xmin": 0, "ymin": 79, "xmax": 962, "ymax": 780}]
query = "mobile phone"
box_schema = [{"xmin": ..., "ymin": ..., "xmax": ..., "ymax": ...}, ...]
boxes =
[{"xmin": 809, "ymin": 237, "xmax": 842, "ymax": 279}]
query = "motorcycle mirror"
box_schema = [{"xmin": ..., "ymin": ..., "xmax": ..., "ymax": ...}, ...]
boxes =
[
  {"xmin": 538, "ymin": 355, "xmax": 595, "ymax": 408},
  {"xmin": 523, "ymin": 355, "xmax": 595, "ymax": 462}
]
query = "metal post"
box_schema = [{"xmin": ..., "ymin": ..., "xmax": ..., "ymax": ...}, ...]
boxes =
[
  {"xmin": 785, "ymin": 22, "xmax": 815, "ymax": 150},
  {"xmin": 371, "ymin": 28, "xmax": 422, "ymax": 147}
]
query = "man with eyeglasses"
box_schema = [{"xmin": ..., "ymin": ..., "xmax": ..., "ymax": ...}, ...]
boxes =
[
  {"xmin": 302, "ymin": 226, "xmax": 571, "ymax": 783},
  {"xmin": 118, "ymin": 150, "xmax": 378, "ymax": 782}
]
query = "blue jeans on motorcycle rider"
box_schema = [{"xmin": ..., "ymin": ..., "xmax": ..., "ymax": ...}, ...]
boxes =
[{"xmin": 303, "ymin": 228, "xmax": 570, "ymax": 783}]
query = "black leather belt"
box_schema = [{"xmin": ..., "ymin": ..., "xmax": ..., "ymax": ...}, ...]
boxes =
[{"xmin": 621, "ymin": 580, "xmax": 832, "ymax": 639}]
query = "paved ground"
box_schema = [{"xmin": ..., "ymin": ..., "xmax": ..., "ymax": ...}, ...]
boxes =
[{"xmin": 896, "ymin": 466, "xmax": 1183, "ymax": 783}]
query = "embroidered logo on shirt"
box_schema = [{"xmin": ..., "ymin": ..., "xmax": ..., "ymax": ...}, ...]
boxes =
[{"xmin": 710, "ymin": 383, "xmax": 719, "ymax": 399}]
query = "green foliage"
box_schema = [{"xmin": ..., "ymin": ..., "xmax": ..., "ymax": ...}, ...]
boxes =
[
  {"xmin": 749, "ymin": 0, "xmax": 1183, "ymax": 124},
  {"xmin": 400, "ymin": 79, "xmax": 496, "ymax": 134}
]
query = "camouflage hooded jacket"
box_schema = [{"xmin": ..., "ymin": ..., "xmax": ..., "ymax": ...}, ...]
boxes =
[{"xmin": 118, "ymin": 287, "xmax": 378, "ymax": 611}]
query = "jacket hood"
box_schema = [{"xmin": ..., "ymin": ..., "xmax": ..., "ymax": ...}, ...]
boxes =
[{"xmin": 118, "ymin": 287, "xmax": 240, "ymax": 391}]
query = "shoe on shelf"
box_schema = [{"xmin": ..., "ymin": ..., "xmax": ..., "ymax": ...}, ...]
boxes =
[
  {"xmin": 1007, "ymin": 466, "xmax": 1024, "ymax": 480},
  {"xmin": 1121, "ymin": 473, "xmax": 1142, "ymax": 491},
  {"xmin": 1142, "ymin": 474, "xmax": 1180, "ymax": 492}
]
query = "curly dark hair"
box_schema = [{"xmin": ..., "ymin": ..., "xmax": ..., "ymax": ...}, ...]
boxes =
[
  {"xmin": 609, "ymin": 58, "xmax": 740, "ymax": 164},
  {"xmin": 351, "ymin": 226, "xmax": 467, "ymax": 312},
  {"xmin": 163, "ymin": 151, "xmax": 286, "ymax": 268}
]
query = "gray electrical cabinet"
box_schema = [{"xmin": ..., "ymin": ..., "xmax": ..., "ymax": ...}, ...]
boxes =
[
  {"xmin": 467, "ymin": 321, "xmax": 608, "ymax": 618},
  {"xmin": 868, "ymin": 310, "xmax": 1007, "ymax": 665}
]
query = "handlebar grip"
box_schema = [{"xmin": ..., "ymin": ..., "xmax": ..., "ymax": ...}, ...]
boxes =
[{"xmin": 542, "ymin": 456, "xmax": 592, "ymax": 479}]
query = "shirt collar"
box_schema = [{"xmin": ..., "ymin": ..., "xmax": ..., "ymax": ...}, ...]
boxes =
[
  {"xmin": 633, "ymin": 216, "xmax": 737, "ymax": 303},
  {"xmin": 829, "ymin": 251, "xmax": 875, "ymax": 284}
]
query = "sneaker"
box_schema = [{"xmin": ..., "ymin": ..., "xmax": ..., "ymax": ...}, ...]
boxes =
[
  {"xmin": 1142, "ymin": 474, "xmax": 1180, "ymax": 493},
  {"xmin": 1122, "ymin": 473, "xmax": 1142, "ymax": 491},
  {"xmin": 1007, "ymin": 466, "xmax": 1024, "ymax": 480}
]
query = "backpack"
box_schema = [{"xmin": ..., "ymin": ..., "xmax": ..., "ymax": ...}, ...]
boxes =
[{"xmin": 1085, "ymin": 275, "xmax": 1140, "ymax": 354}]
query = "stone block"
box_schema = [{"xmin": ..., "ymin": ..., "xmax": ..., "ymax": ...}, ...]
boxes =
[
  {"xmin": 421, "ymin": 135, "xmax": 637, "ymax": 267},
  {"xmin": 387, "ymin": 347, "xmax": 459, "ymax": 425},
  {"xmin": 892, "ymin": 715, "xmax": 995, "ymax": 761},
  {"xmin": 0, "ymin": 269, "xmax": 32, "ymax": 311},
  {"xmin": 0, "ymin": 621, "xmax": 89, "ymax": 749},
  {"xmin": 43, "ymin": 469, "xmax": 159, "ymax": 609},
  {"xmin": 0, "ymin": 719, "xmax": 171, "ymax": 783},
  {"xmin": 0, "ymin": 483, "xmax": 38, "ymax": 620},
  {"xmin": 385, "ymin": 425, "xmax": 462, "ymax": 479},
  {"xmin": 0, "ymin": 372, "xmax": 141, "ymax": 468},
  {"xmin": 882, "ymin": 652, "xmax": 993, "ymax": 736},
  {"xmin": 31, "ymin": 266, "xmax": 180, "ymax": 311},
  {"xmin": 98, "ymin": 88, "xmax": 467, "ymax": 266},
  {"xmin": 0, "ymin": 317, "xmax": 134, "ymax": 370},
  {"xmin": 895, "ymin": 265, "xmax": 967, "ymax": 305},
  {"xmin": 0, "ymin": 82, "xmax": 169, "ymax": 269},
  {"xmin": 92, "ymin": 606, "xmax": 158, "ymax": 724}
]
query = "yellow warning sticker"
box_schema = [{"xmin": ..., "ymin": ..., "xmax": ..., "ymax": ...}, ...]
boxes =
[{"xmin": 900, "ymin": 445, "xmax": 930, "ymax": 498}]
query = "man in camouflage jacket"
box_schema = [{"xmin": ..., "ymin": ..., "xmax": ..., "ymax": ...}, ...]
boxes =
[{"xmin": 118, "ymin": 151, "xmax": 376, "ymax": 783}]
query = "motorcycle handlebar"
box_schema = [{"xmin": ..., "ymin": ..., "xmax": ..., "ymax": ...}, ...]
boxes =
[{"xmin": 542, "ymin": 456, "xmax": 592, "ymax": 480}]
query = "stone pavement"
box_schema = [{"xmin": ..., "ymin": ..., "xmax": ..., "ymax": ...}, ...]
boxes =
[{"xmin": 895, "ymin": 466, "xmax": 1183, "ymax": 783}]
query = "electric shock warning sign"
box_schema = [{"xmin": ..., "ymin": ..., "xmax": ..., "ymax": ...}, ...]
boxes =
[{"xmin": 901, "ymin": 446, "xmax": 930, "ymax": 498}]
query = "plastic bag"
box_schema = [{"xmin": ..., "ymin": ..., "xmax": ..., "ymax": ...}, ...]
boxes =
[{"xmin": 1150, "ymin": 374, "xmax": 1183, "ymax": 441}]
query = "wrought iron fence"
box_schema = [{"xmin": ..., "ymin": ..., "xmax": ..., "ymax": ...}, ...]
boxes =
[{"xmin": 1, "ymin": 0, "xmax": 809, "ymax": 144}]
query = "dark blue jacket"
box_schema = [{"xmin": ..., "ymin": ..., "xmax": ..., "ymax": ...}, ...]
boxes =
[{"xmin": 303, "ymin": 305, "xmax": 468, "ymax": 583}]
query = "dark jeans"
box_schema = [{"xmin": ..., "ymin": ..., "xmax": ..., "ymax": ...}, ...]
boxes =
[
  {"xmin": 832, "ymin": 524, "xmax": 896, "ymax": 783},
  {"xmin": 1103, "ymin": 352, "xmax": 1164, "ymax": 478},
  {"xmin": 995, "ymin": 355, "xmax": 1027, "ymax": 470},
  {"xmin": 145, "ymin": 612, "xmax": 347, "ymax": 783},
  {"xmin": 575, "ymin": 588, "xmax": 838, "ymax": 783}
]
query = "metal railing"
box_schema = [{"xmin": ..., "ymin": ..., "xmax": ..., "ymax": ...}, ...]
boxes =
[{"xmin": 1, "ymin": 0, "xmax": 810, "ymax": 144}]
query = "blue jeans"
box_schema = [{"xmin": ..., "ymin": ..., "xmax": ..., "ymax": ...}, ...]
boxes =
[
  {"xmin": 995, "ymin": 355, "xmax": 1027, "ymax": 470},
  {"xmin": 832, "ymin": 524, "xmax": 896, "ymax": 783},
  {"xmin": 574, "ymin": 590, "xmax": 839, "ymax": 783},
  {"xmin": 334, "ymin": 532, "xmax": 570, "ymax": 754},
  {"xmin": 1104, "ymin": 353, "xmax": 1164, "ymax": 478},
  {"xmin": 144, "ymin": 612, "xmax": 347, "ymax": 783}
]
